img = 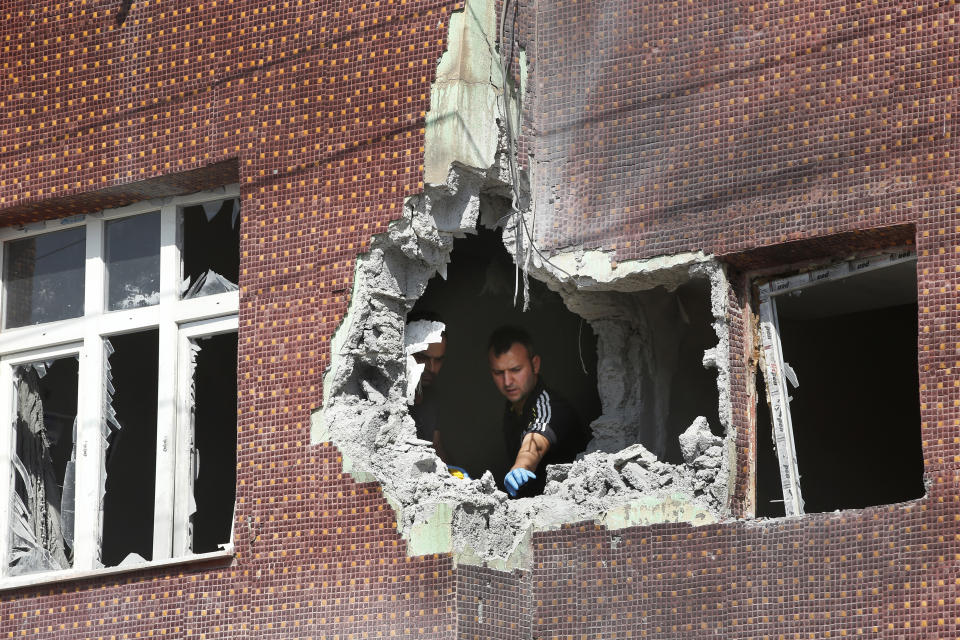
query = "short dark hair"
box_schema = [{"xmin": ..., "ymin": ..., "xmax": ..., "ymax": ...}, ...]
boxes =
[{"xmin": 487, "ymin": 325, "xmax": 536, "ymax": 359}]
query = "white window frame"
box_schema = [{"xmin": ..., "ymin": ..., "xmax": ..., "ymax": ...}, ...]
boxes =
[
  {"xmin": 0, "ymin": 185, "xmax": 240, "ymax": 583},
  {"xmin": 756, "ymin": 248, "xmax": 916, "ymax": 517}
]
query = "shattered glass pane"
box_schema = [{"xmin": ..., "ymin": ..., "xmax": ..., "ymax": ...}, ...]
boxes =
[
  {"xmin": 101, "ymin": 330, "xmax": 158, "ymax": 566},
  {"xmin": 3, "ymin": 227, "xmax": 86, "ymax": 329},
  {"xmin": 190, "ymin": 332, "xmax": 238, "ymax": 553},
  {"xmin": 180, "ymin": 199, "xmax": 240, "ymax": 300},
  {"xmin": 184, "ymin": 270, "xmax": 239, "ymax": 299},
  {"xmin": 7, "ymin": 357, "xmax": 79, "ymax": 576},
  {"xmin": 105, "ymin": 212, "xmax": 161, "ymax": 311}
]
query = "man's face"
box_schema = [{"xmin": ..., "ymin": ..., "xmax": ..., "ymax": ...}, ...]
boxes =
[
  {"xmin": 413, "ymin": 336, "xmax": 446, "ymax": 388},
  {"xmin": 488, "ymin": 342, "xmax": 540, "ymax": 407}
]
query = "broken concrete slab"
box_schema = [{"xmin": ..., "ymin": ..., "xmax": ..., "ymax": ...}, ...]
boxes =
[
  {"xmin": 312, "ymin": 0, "xmax": 735, "ymax": 570},
  {"xmin": 314, "ymin": 166, "xmax": 733, "ymax": 567}
]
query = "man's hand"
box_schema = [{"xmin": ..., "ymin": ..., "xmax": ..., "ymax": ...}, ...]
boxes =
[{"xmin": 504, "ymin": 468, "xmax": 536, "ymax": 497}]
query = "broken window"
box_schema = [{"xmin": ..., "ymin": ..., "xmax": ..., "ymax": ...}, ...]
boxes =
[
  {"xmin": 180, "ymin": 199, "xmax": 240, "ymax": 299},
  {"xmin": 187, "ymin": 332, "xmax": 238, "ymax": 554},
  {"xmin": 0, "ymin": 188, "xmax": 240, "ymax": 580},
  {"xmin": 7, "ymin": 355, "xmax": 79, "ymax": 576},
  {"xmin": 756, "ymin": 250, "xmax": 924, "ymax": 516},
  {"xmin": 100, "ymin": 331, "xmax": 159, "ymax": 567}
]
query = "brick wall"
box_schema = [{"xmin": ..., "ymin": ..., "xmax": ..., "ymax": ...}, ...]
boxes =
[
  {"xmin": 1, "ymin": 1, "xmax": 459, "ymax": 638},
  {"xmin": 2, "ymin": 0, "xmax": 958, "ymax": 638},
  {"xmin": 516, "ymin": 0, "xmax": 960, "ymax": 637}
]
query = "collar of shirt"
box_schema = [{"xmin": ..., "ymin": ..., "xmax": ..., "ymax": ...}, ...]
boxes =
[{"xmin": 505, "ymin": 378, "xmax": 545, "ymax": 420}]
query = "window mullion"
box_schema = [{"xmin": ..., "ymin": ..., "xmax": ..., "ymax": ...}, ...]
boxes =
[
  {"xmin": 172, "ymin": 331, "xmax": 195, "ymax": 556},
  {"xmin": 74, "ymin": 218, "xmax": 106, "ymax": 570},
  {"xmin": 153, "ymin": 204, "xmax": 180, "ymax": 561}
]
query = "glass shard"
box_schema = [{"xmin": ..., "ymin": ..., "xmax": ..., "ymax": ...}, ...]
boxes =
[
  {"xmin": 184, "ymin": 270, "xmax": 240, "ymax": 299},
  {"xmin": 7, "ymin": 357, "xmax": 79, "ymax": 576},
  {"xmin": 180, "ymin": 199, "xmax": 240, "ymax": 300},
  {"xmin": 101, "ymin": 330, "xmax": 158, "ymax": 566},
  {"xmin": 4, "ymin": 227, "xmax": 86, "ymax": 329}
]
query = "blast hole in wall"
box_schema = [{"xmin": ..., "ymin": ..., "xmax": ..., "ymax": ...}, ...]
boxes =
[{"xmin": 410, "ymin": 228, "xmax": 602, "ymax": 482}]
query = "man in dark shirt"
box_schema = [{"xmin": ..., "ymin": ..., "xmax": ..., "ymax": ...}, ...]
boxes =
[{"xmin": 487, "ymin": 325, "xmax": 590, "ymax": 497}]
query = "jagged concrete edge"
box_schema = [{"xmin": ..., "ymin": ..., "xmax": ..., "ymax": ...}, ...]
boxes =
[
  {"xmin": 312, "ymin": 0, "xmax": 734, "ymax": 571},
  {"xmin": 504, "ymin": 226, "xmax": 736, "ymax": 514}
]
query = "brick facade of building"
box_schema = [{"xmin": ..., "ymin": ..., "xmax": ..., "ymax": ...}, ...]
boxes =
[{"xmin": 2, "ymin": 0, "xmax": 957, "ymax": 638}]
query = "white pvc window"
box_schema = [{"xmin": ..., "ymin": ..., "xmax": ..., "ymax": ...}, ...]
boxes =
[
  {"xmin": 757, "ymin": 248, "xmax": 917, "ymax": 516},
  {"xmin": 0, "ymin": 186, "xmax": 240, "ymax": 583}
]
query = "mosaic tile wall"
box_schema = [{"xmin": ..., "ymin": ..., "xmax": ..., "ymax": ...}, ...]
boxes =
[
  {"xmin": 525, "ymin": 1, "xmax": 944, "ymax": 260},
  {"xmin": 512, "ymin": 0, "xmax": 960, "ymax": 637},
  {"xmin": 1, "ymin": 1, "xmax": 957, "ymax": 639},
  {"xmin": 0, "ymin": 1, "xmax": 460, "ymax": 638}
]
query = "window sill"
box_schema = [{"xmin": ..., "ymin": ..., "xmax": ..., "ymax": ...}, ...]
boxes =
[{"xmin": 0, "ymin": 545, "xmax": 235, "ymax": 592}]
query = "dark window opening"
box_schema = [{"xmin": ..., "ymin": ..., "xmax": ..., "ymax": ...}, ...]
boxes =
[
  {"xmin": 8, "ymin": 357, "xmax": 79, "ymax": 576},
  {"xmin": 755, "ymin": 371, "xmax": 785, "ymax": 518},
  {"xmin": 410, "ymin": 227, "xmax": 602, "ymax": 488},
  {"xmin": 180, "ymin": 199, "xmax": 240, "ymax": 299},
  {"xmin": 660, "ymin": 278, "xmax": 724, "ymax": 465},
  {"xmin": 759, "ymin": 258, "xmax": 924, "ymax": 514},
  {"xmin": 101, "ymin": 330, "xmax": 159, "ymax": 566},
  {"xmin": 190, "ymin": 332, "xmax": 239, "ymax": 554}
]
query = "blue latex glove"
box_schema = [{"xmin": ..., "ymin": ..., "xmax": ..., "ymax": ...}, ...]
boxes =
[{"xmin": 504, "ymin": 468, "xmax": 536, "ymax": 497}]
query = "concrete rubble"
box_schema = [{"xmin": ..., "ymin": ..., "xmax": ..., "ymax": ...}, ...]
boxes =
[
  {"xmin": 315, "ymin": 160, "xmax": 734, "ymax": 567},
  {"xmin": 313, "ymin": 0, "xmax": 735, "ymax": 569}
]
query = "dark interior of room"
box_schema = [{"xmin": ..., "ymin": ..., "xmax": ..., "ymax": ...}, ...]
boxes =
[
  {"xmin": 660, "ymin": 277, "xmax": 724, "ymax": 464},
  {"xmin": 757, "ymin": 260, "xmax": 924, "ymax": 515},
  {"xmin": 410, "ymin": 227, "xmax": 602, "ymax": 482},
  {"xmin": 191, "ymin": 332, "xmax": 239, "ymax": 554},
  {"xmin": 181, "ymin": 199, "xmax": 241, "ymax": 294},
  {"xmin": 101, "ymin": 330, "xmax": 159, "ymax": 566},
  {"xmin": 755, "ymin": 371, "xmax": 786, "ymax": 518}
]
